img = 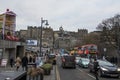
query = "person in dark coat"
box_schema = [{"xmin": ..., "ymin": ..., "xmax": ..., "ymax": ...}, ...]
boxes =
[
  {"xmin": 29, "ymin": 55, "xmax": 33, "ymax": 63},
  {"xmin": 22, "ymin": 55, "xmax": 28, "ymax": 71},
  {"xmin": 10, "ymin": 56, "xmax": 14, "ymax": 68},
  {"xmin": 93, "ymin": 58, "xmax": 99, "ymax": 80}
]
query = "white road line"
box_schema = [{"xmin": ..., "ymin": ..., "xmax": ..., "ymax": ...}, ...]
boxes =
[
  {"xmin": 77, "ymin": 68, "xmax": 96, "ymax": 79},
  {"xmin": 56, "ymin": 65, "xmax": 61, "ymax": 80},
  {"xmin": 87, "ymin": 74, "xmax": 96, "ymax": 79},
  {"xmin": 78, "ymin": 68, "xmax": 83, "ymax": 72}
]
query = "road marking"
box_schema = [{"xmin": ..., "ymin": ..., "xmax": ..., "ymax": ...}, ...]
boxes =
[
  {"xmin": 77, "ymin": 68, "xmax": 96, "ymax": 79},
  {"xmin": 56, "ymin": 65, "xmax": 61, "ymax": 80},
  {"xmin": 87, "ymin": 74, "xmax": 96, "ymax": 79},
  {"xmin": 78, "ymin": 68, "xmax": 83, "ymax": 72}
]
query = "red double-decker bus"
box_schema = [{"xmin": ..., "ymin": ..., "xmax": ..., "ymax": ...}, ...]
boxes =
[{"xmin": 78, "ymin": 44, "xmax": 98, "ymax": 55}]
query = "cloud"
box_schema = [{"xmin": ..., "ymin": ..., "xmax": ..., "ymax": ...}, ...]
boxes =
[{"xmin": 0, "ymin": 0, "xmax": 120, "ymax": 32}]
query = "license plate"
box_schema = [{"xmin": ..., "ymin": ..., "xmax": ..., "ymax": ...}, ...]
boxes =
[{"xmin": 110, "ymin": 74, "xmax": 118, "ymax": 77}]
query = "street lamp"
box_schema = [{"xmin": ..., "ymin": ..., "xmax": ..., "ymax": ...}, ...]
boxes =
[
  {"xmin": 114, "ymin": 15, "xmax": 120, "ymax": 46},
  {"xmin": 39, "ymin": 17, "xmax": 49, "ymax": 57},
  {"xmin": 114, "ymin": 15, "xmax": 120, "ymax": 65}
]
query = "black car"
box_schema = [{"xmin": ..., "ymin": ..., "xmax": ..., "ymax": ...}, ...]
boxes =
[
  {"xmin": 88, "ymin": 59, "xmax": 120, "ymax": 78},
  {"xmin": 61, "ymin": 55, "xmax": 76, "ymax": 69}
]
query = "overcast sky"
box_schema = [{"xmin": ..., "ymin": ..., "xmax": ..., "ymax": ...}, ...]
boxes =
[{"xmin": 0, "ymin": 0, "xmax": 120, "ymax": 32}]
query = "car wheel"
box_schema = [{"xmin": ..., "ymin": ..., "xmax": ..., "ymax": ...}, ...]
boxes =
[
  {"xmin": 62, "ymin": 63, "xmax": 66, "ymax": 69},
  {"xmin": 61, "ymin": 63, "xmax": 64, "ymax": 68},
  {"xmin": 73, "ymin": 65, "xmax": 76, "ymax": 69},
  {"xmin": 116, "ymin": 75, "xmax": 119, "ymax": 78}
]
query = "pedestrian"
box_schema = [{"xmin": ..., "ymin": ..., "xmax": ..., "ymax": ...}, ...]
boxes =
[
  {"xmin": 15, "ymin": 56, "xmax": 21, "ymax": 71},
  {"xmin": 29, "ymin": 55, "xmax": 33, "ymax": 63},
  {"xmin": 10, "ymin": 56, "xmax": 14, "ymax": 68},
  {"xmin": 93, "ymin": 58, "xmax": 99, "ymax": 80},
  {"xmin": 35, "ymin": 55, "xmax": 41, "ymax": 68},
  {"xmin": 33, "ymin": 55, "xmax": 36, "ymax": 63},
  {"xmin": 27, "ymin": 65, "xmax": 38, "ymax": 80},
  {"xmin": 27, "ymin": 64, "xmax": 44, "ymax": 80},
  {"xmin": 22, "ymin": 55, "xmax": 28, "ymax": 71}
]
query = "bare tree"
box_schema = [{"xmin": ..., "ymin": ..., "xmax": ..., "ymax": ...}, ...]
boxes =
[
  {"xmin": 83, "ymin": 31, "xmax": 100, "ymax": 45},
  {"xmin": 96, "ymin": 14, "xmax": 120, "ymax": 48}
]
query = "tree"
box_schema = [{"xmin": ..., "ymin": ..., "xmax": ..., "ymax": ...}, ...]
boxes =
[
  {"xmin": 83, "ymin": 31, "xmax": 101, "ymax": 45},
  {"xmin": 96, "ymin": 14, "xmax": 120, "ymax": 49}
]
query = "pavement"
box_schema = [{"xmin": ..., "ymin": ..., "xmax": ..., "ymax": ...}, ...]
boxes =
[
  {"xmin": 0, "ymin": 65, "xmax": 57, "ymax": 80},
  {"xmin": 44, "ymin": 65, "xmax": 56, "ymax": 80}
]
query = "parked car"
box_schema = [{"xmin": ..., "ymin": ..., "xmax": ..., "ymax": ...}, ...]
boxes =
[
  {"xmin": 78, "ymin": 58, "xmax": 89, "ymax": 68},
  {"xmin": 88, "ymin": 59, "xmax": 120, "ymax": 78},
  {"xmin": 61, "ymin": 55, "xmax": 76, "ymax": 69}
]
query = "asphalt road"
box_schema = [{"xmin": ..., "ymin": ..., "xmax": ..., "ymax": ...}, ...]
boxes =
[{"xmin": 56, "ymin": 56, "xmax": 119, "ymax": 80}]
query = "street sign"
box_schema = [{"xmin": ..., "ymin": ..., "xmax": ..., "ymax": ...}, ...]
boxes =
[{"xmin": 1, "ymin": 59, "xmax": 8, "ymax": 67}]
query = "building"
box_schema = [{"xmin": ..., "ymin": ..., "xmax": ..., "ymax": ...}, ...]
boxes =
[
  {"xmin": 0, "ymin": 9, "xmax": 25, "ymax": 65},
  {"xmin": 54, "ymin": 27, "xmax": 88, "ymax": 49},
  {"xmin": 17, "ymin": 26, "xmax": 54, "ymax": 53}
]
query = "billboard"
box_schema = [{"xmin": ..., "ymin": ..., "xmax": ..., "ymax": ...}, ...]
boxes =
[{"xmin": 26, "ymin": 40, "xmax": 38, "ymax": 45}]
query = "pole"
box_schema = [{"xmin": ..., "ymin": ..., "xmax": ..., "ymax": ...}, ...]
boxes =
[
  {"xmin": 117, "ymin": 25, "xmax": 120, "ymax": 66},
  {"xmin": 39, "ymin": 17, "xmax": 49, "ymax": 57},
  {"xmin": 115, "ymin": 21, "xmax": 120, "ymax": 66},
  {"xmin": 40, "ymin": 17, "xmax": 43, "ymax": 57}
]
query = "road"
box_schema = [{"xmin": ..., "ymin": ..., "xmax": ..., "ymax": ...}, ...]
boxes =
[{"xmin": 56, "ymin": 56, "xmax": 119, "ymax": 80}]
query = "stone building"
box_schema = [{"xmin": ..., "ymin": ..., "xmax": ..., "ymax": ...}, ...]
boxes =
[
  {"xmin": 0, "ymin": 9, "xmax": 25, "ymax": 64},
  {"xmin": 76, "ymin": 29, "xmax": 88, "ymax": 46},
  {"xmin": 17, "ymin": 26, "xmax": 54, "ymax": 53},
  {"xmin": 17, "ymin": 25, "xmax": 88, "ymax": 52},
  {"xmin": 54, "ymin": 27, "xmax": 88, "ymax": 49}
]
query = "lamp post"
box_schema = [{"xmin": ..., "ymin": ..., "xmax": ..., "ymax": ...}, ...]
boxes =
[
  {"xmin": 39, "ymin": 17, "xmax": 49, "ymax": 57},
  {"xmin": 114, "ymin": 15, "xmax": 120, "ymax": 66}
]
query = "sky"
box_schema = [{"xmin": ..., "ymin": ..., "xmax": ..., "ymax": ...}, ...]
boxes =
[{"xmin": 0, "ymin": 0, "xmax": 120, "ymax": 32}]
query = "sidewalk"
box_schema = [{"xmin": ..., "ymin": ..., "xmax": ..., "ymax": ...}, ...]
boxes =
[{"xmin": 0, "ymin": 65, "xmax": 56, "ymax": 80}]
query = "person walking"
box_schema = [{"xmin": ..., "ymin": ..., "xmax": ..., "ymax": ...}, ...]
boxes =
[
  {"xmin": 93, "ymin": 58, "xmax": 99, "ymax": 80},
  {"xmin": 22, "ymin": 55, "xmax": 28, "ymax": 71},
  {"xmin": 10, "ymin": 56, "xmax": 14, "ymax": 68},
  {"xmin": 35, "ymin": 55, "xmax": 41, "ymax": 68},
  {"xmin": 15, "ymin": 56, "xmax": 21, "ymax": 71}
]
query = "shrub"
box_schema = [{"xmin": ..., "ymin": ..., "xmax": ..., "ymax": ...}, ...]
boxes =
[{"xmin": 41, "ymin": 63, "xmax": 52, "ymax": 75}]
